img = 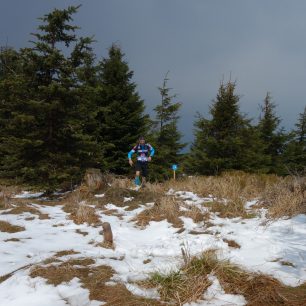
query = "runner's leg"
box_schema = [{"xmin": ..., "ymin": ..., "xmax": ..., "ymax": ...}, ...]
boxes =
[
  {"xmin": 141, "ymin": 162, "xmax": 148, "ymax": 186},
  {"xmin": 135, "ymin": 161, "xmax": 141, "ymax": 186}
]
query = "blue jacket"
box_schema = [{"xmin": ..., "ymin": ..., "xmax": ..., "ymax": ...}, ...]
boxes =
[{"xmin": 128, "ymin": 143, "xmax": 155, "ymax": 162}]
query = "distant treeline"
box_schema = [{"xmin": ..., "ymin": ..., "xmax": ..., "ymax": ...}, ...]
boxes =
[{"xmin": 0, "ymin": 6, "xmax": 305, "ymax": 189}]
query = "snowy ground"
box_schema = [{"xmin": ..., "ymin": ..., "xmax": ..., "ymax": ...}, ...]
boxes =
[{"xmin": 0, "ymin": 189, "xmax": 306, "ymax": 305}]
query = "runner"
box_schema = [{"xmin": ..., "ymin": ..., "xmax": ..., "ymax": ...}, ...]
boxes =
[{"xmin": 128, "ymin": 136, "xmax": 155, "ymax": 186}]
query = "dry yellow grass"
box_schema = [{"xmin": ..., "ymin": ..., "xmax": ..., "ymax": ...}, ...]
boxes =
[
  {"xmin": 0, "ymin": 184, "xmax": 21, "ymax": 209},
  {"xmin": 74, "ymin": 203, "xmax": 100, "ymax": 225},
  {"xmin": 166, "ymin": 171, "xmax": 306, "ymax": 219},
  {"xmin": 166, "ymin": 172, "xmax": 280, "ymax": 200},
  {"xmin": 183, "ymin": 204, "xmax": 207, "ymax": 223},
  {"xmin": 3, "ymin": 204, "xmax": 50, "ymax": 219},
  {"xmin": 30, "ymin": 257, "xmax": 162, "ymax": 305},
  {"xmin": 62, "ymin": 189, "xmax": 101, "ymax": 225},
  {"xmin": 54, "ymin": 250, "xmax": 80, "ymax": 257},
  {"xmin": 134, "ymin": 196, "xmax": 184, "ymax": 228},
  {"xmin": 30, "ymin": 258, "xmax": 96, "ymax": 286},
  {"xmin": 146, "ymin": 249, "xmax": 306, "ymax": 305},
  {"xmin": 0, "ymin": 220, "xmax": 25, "ymax": 233},
  {"xmin": 262, "ymin": 176, "xmax": 306, "ymax": 218}
]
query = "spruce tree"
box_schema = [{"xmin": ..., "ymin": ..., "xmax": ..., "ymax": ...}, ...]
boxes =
[
  {"xmin": 150, "ymin": 72, "xmax": 185, "ymax": 180},
  {"xmin": 0, "ymin": 6, "xmax": 101, "ymax": 188},
  {"xmin": 283, "ymin": 106, "xmax": 306, "ymax": 173},
  {"xmin": 0, "ymin": 47, "xmax": 33, "ymax": 181},
  {"xmin": 257, "ymin": 92, "xmax": 286, "ymax": 173},
  {"xmin": 296, "ymin": 106, "xmax": 306, "ymax": 143},
  {"xmin": 96, "ymin": 44, "xmax": 148, "ymax": 174},
  {"xmin": 187, "ymin": 81, "xmax": 266, "ymax": 174}
]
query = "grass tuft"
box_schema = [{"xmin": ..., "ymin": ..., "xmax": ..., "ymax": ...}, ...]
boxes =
[
  {"xmin": 145, "ymin": 249, "xmax": 306, "ymax": 305},
  {"xmin": 0, "ymin": 220, "xmax": 25, "ymax": 233},
  {"xmin": 262, "ymin": 176, "xmax": 306, "ymax": 218},
  {"xmin": 134, "ymin": 196, "xmax": 184, "ymax": 228},
  {"xmin": 62, "ymin": 189, "xmax": 101, "ymax": 225}
]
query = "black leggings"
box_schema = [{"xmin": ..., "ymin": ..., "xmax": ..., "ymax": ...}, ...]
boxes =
[{"xmin": 135, "ymin": 161, "xmax": 148, "ymax": 177}]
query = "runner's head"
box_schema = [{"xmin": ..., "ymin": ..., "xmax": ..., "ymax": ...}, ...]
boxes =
[{"xmin": 139, "ymin": 136, "xmax": 145, "ymax": 145}]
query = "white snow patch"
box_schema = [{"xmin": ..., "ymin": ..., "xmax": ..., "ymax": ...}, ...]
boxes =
[
  {"xmin": 200, "ymin": 274, "xmax": 246, "ymax": 305},
  {"xmin": 0, "ymin": 272, "xmax": 103, "ymax": 306},
  {"xmin": 124, "ymin": 197, "xmax": 134, "ymax": 202},
  {"xmin": 13, "ymin": 191, "xmax": 44, "ymax": 199},
  {"xmin": 1, "ymin": 190, "xmax": 306, "ymax": 305}
]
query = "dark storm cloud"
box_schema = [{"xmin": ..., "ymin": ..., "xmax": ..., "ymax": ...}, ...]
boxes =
[{"xmin": 1, "ymin": 0, "xmax": 306, "ymax": 145}]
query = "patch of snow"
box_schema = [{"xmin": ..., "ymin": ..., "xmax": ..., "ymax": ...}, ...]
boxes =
[
  {"xmin": 94, "ymin": 193, "xmax": 105, "ymax": 198},
  {"xmin": 202, "ymin": 274, "xmax": 246, "ymax": 305},
  {"xmin": 245, "ymin": 199, "xmax": 258, "ymax": 209},
  {"xmin": 125, "ymin": 283, "xmax": 159, "ymax": 299},
  {"xmin": 124, "ymin": 197, "xmax": 134, "ymax": 202},
  {"xmin": 0, "ymin": 272, "xmax": 103, "ymax": 306},
  {"xmin": 1, "ymin": 190, "xmax": 306, "ymax": 305},
  {"xmin": 13, "ymin": 191, "xmax": 44, "ymax": 199}
]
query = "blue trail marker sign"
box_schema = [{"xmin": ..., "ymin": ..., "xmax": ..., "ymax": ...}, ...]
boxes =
[{"xmin": 172, "ymin": 164, "xmax": 178, "ymax": 179}]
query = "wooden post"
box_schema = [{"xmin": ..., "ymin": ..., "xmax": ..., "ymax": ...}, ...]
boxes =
[
  {"xmin": 172, "ymin": 164, "xmax": 178, "ymax": 180},
  {"xmin": 102, "ymin": 222, "xmax": 113, "ymax": 247}
]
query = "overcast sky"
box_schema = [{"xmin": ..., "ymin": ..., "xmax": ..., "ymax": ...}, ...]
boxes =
[{"xmin": 1, "ymin": 0, "xmax": 306, "ymax": 145}]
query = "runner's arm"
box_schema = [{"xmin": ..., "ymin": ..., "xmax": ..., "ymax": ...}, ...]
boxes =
[
  {"xmin": 148, "ymin": 144, "xmax": 155, "ymax": 157},
  {"xmin": 128, "ymin": 149, "xmax": 135, "ymax": 159}
]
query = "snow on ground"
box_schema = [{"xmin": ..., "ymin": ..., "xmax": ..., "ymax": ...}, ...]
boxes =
[
  {"xmin": 185, "ymin": 274, "xmax": 246, "ymax": 306},
  {"xmin": 0, "ymin": 189, "xmax": 306, "ymax": 305},
  {"xmin": 12, "ymin": 191, "xmax": 44, "ymax": 199}
]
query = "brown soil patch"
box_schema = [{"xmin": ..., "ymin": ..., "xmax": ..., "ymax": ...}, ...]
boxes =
[
  {"xmin": 4, "ymin": 238, "xmax": 20, "ymax": 242},
  {"xmin": 54, "ymin": 250, "xmax": 80, "ymax": 257},
  {"xmin": 25, "ymin": 216, "xmax": 35, "ymax": 221},
  {"xmin": 189, "ymin": 230, "xmax": 208, "ymax": 235},
  {"xmin": 75, "ymin": 229, "xmax": 89, "ymax": 236},
  {"xmin": 223, "ymin": 238, "xmax": 241, "ymax": 249}
]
